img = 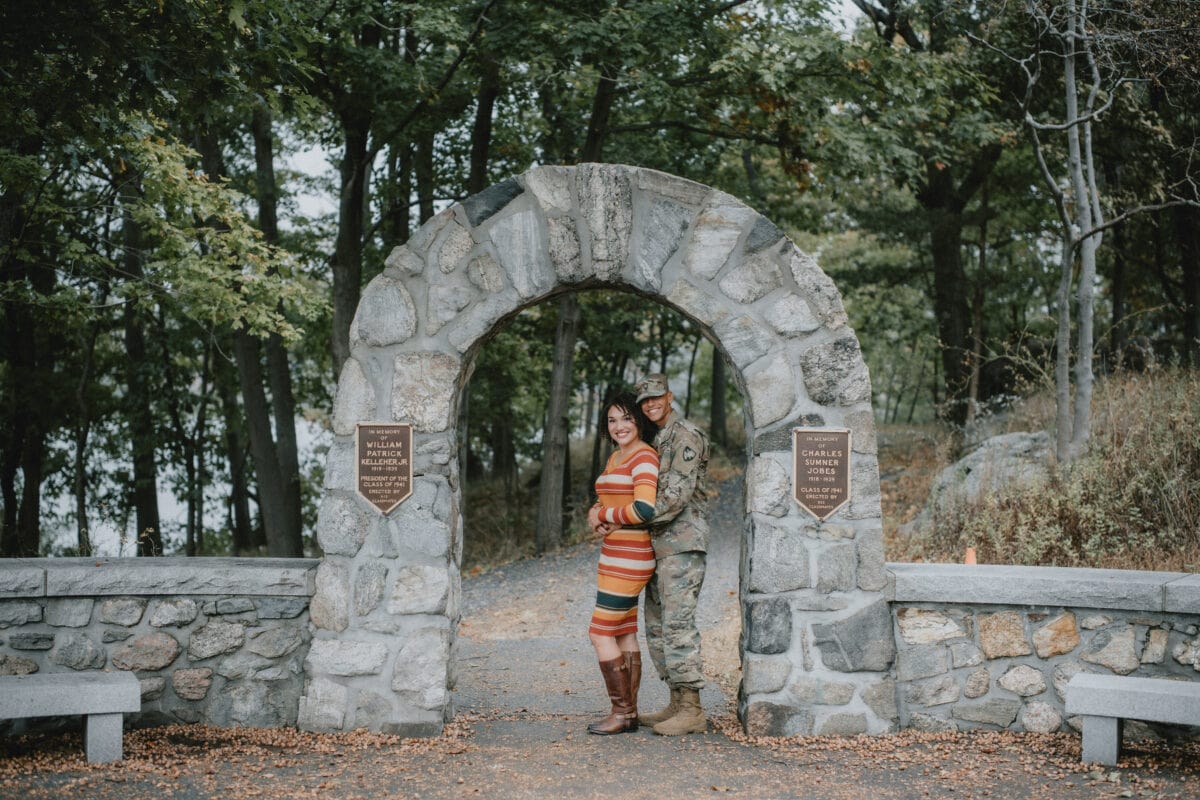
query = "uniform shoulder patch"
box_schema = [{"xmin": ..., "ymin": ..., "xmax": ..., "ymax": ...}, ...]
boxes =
[{"xmin": 682, "ymin": 446, "xmax": 696, "ymax": 462}]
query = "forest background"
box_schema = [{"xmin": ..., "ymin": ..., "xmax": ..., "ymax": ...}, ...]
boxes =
[{"xmin": 1, "ymin": 0, "xmax": 1197, "ymax": 569}]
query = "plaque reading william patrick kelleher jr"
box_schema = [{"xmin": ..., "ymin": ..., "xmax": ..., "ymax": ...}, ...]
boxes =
[
  {"xmin": 356, "ymin": 423, "xmax": 413, "ymax": 514},
  {"xmin": 793, "ymin": 428, "xmax": 851, "ymax": 521}
]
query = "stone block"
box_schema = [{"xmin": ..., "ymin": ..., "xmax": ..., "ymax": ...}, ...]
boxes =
[
  {"xmin": 0, "ymin": 600, "xmax": 42, "ymax": 628},
  {"xmin": 1020, "ymin": 701, "xmax": 1062, "ymax": 733},
  {"xmin": 811, "ymin": 599, "xmax": 895, "ymax": 672},
  {"xmin": 462, "ymin": 177, "xmax": 523, "ymax": 226},
  {"xmin": 789, "ymin": 249, "xmax": 848, "ymax": 329},
  {"xmin": 388, "ymin": 565, "xmax": 451, "ymax": 616},
  {"xmin": 862, "ymin": 679, "xmax": 898, "ymax": 723},
  {"xmin": 44, "ymin": 558, "xmax": 316, "ymax": 597},
  {"xmin": 98, "ymin": 597, "xmax": 147, "ymax": 626},
  {"xmin": 1165, "ymin": 574, "xmax": 1200, "ymax": 615},
  {"xmin": 979, "ymin": 611, "xmax": 1031, "ymax": 659},
  {"xmin": 895, "ymin": 645, "xmax": 949, "ymax": 682},
  {"xmin": 391, "ymin": 352, "xmax": 461, "ymax": 433},
  {"xmin": 1081, "ymin": 626, "xmax": 1139, "ymax": 674},
  {"xmin": 489, "ymin": 206, "xmax": 552, "ymax": 299},
  {"xmin": 1033, "ymin": 612, "xmax": 1079, "ymax": 658},
  {"xmin": 307, "ymin": 638, "xmax": 389, "ymax": 677},
  {"xmin": 909, "ymin": 712, "xmax": 958, "ymax": 732},
  {"xmin": 1052, "ymin": 661, "xmax": 1089, "ymax": 702},
  {"xmin": 0, "ymin": 565, "xmax": 43, "ymax": 597},
  {"xmin": 747, "ymin": 455, "xmax": 791, "ymax": 518},
  {"xmin": 354, "ymin": 562, "xmax": 388, "ymax": 617},
  {"xmin": 391, "ymin": 625, "xmax": 450, "ymax": 711},
  {"xmin": 742, "ymin": 655, "xmax": 792, "ymax": 695},
  {"xmin": 215, "ymin": 598, "xmax": 255, "ymax": 616},
  {"xmin": 139, "ymin": 676, "xmax": 166, "ymax": 700},
  {"xmin": 310, "ymin": 560, "xmax": 350, "ymax": 633},
  {"xmin": 949, "ymin": 641, "xmax": 984, "ymax": 668},
  {"xmin": 354, "ymin": 690, "xmax": 396, "ymax": 731},
  {"xmin": 45, "ymin": 598, "xmax": 94, "ymax": 627},
  {"xmin": 715, "ymin": 315, "xmax": 771, "ymax": 369},
  {"xmin": 172, "ymin": 668, "xmax": 214, "ymax": 701},
  {"xmin": 743, "ymin": 700, "xmax": 813, "ymax": 736},
  {"xmin": 434, "ymin": 218, "xmax": 475, "ymax": 274},
  {"xmin": 821, "ymin": 681, "xmax": 856, "ymax": 705},
  {"xmin": 350, "ymin": 274, "xmax": 417, "ymax": 348},
  {"xmin": 630, "ymin": 197, "xmax": 693, "ymax": 292},
  {"xmin": 952, "ymin": 699, "xmax": 1021, "ymax": 728},
  {"xmin": 1141, "ymin": 628, "xmax": 1168, "ymax": 664},
  {"xmin": 719, "ymin": 249, "xmax": 783, "ymax": 305},
  {"xmin": 746, "ymin": 354, "xmax": 795, "ymax": 427},
  {"xmin": 316, "ymin": 494, "xmax": 372, "ymax": 557},
  {"xmin": 8, "ymin": 632, "xmax": 53, "ymax": 650},
  {"xmin": 577, "ymin": 164, "xmax": 632, "ymax": 281},
  {"xmin": 383, "ymin": 244, "xmax": 423, "ymax": 276},
  {"xmin": 856, "ymin": 532, "xmax": 888, "ymax": 592},
  {"xmin": 426, "ymin": 282, "xmax": 477, "ymax": 337},
  {"xmin": 897, "ymin": 608, "xmax": 964, "ymax": 645},
  {"xmin": 0, "ymin": 654, "xmax": 38, "ymax": 675},
  {"xmin": 298, "ymin": 677, "xmax": 349, "ymax": 732},
  {"xmin": 246, "ymin": 626, "xmax": 304, "ymax": 659},
  {"xmin": 906, "ymin": 674, "xmax": 960, "ymax": 707},
  {"xmin": 547, "ymin": 216, "xmax": 584, "ymax": 283},
  {"xmin": 150, "ymin": 597, "xmax": 199, "ymax": 627},
  {"xmin": 746, "ymin": 216, "xmax": 785, "ymax": 253},
  {"xmin": 818, "ymin": 712, "xmax": 867, "ymax": 735},
  {"xmin": 48, "ymin": 631, "xmax": 106, "ymax": 670},
  {"xmin": 998, "ymin": 665, "xmax": 1046, "ymax": 697},
  {"xmin": 188, "ymin": 621, "xmax": 245, "ymax": 661},
  {"xmin": 255, "ymin": 597, "xmax": 308, "ymax": 620},
  {"xmin": 814, "ymin": 542, "xmax": 857, "ymax": 593},
  {"xmin": 111, "ymin": 632, "xmax": 182, "ymax": 671},
  {"xmin": 964, "ymin": 668, "xmax": 991, "ymax": 698},
  {"xmin": 523, "ymin": 166, "xmax": 573, "ymax": 213},
  {"xmin": 683, "ymin": 195, "xmax": 754, "ymax": 280},
  {"xmin": 748, "ymin": 522, "xmax": 810, "ymax": 594},
  {"xmin": 800, "ymin": 334, "xmax": 870, "ymax": 406},
  {"xmin": 664, "ymin": 279, "xmax": 730, "ymax": 327},
  {"xmin": 765, "ymin": 294, "xmax": 820, "ymax": 338},
  {"xmin": 743, "ymin": 596, "xmax": 791, "ymax": 655}
]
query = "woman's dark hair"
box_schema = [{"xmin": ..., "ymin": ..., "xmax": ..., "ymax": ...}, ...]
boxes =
[{"xmin": 603, "ymin": 390, "xmax": 656, "ymax": 446}]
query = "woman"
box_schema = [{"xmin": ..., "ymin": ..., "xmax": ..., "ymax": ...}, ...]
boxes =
[{"xmin": 586, "ymin": 391, "xmax": 659, "ymax": 735}]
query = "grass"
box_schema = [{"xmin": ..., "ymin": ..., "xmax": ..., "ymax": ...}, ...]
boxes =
[{"xmin": 882, "ymin": 368, "xmax": 1200, "ymax": 572}]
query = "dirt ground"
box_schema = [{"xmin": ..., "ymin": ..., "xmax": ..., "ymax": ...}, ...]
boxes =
[{"xmin": 3, "ymin": 476, "xmax": 1199, "ymax": 799}]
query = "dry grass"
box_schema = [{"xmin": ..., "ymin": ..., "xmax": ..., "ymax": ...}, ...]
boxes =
[{"xmin": 883, "ymin": 369, "xmax": 1200, "ymax": 571}]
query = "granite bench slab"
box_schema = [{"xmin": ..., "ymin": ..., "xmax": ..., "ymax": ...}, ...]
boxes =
[
  {"xmin": 0, "ymin": 672, "xmax": 141, "ymax": 763},
  {"xmin": 1066, "ymin": 674, "xmax": 1200, "ymax": 765}
]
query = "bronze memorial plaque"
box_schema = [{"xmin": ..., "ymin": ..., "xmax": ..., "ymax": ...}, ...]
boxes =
[
  {"xmin": 793, "ymin": 428, "xmax": 851, "ymax": 521},
  {"xmin": 356, "ymin": 423, "xmax": 413, "ymax": 514}
]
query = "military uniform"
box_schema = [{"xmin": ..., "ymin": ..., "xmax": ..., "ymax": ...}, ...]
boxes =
[{"xmin": 644, "ymin": 409, "xmax": 710, "ymax": 691}]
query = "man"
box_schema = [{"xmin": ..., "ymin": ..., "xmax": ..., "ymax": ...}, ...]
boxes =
[{"xmin": 590, "ymin": 373, "xmax": 711, "ymax": 735}]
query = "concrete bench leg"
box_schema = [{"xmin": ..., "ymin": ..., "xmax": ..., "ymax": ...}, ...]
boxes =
[
  {"xmin": 84, "ymin": 712, "xmax": 124, "ymax": 763},
  {"xmin": 1080, "ymin": 715, "xmax": 1122, "ymax": 766}
]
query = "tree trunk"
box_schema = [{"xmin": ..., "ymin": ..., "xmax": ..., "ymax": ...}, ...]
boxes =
[
  {"xmin": 965, "ymin": 181, "xmax": 989, "ymax": 428},
  {"xmin": 118, "ymin": 175, "xmax": 163, "ymax": 556},
  {"xmin": 1175, "ymin": 205, "xmax": 1200, "ymax": 367},
  {"xmin": 535, "ymin": 295, "xmax": 580, "ymax": 553},
  {"xmin": 331, "ymin": 112, "xmax": 371, "ymax": 376},
  {"xmin": 711, "ymin": 348, "xmax": 727, "ymax": 449},
  {"xmin": 923, "ymin": 171, "xmax": 972, "ymax": 426},
  {"xmin": 216, "ymin": 355, "xmax": 257, "ymax": 554},
  {"xmin": 468, "ymin": 55, "xmax": 500, "ymax": 195}
]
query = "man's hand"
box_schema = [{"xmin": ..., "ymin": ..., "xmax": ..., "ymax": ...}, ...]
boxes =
[{"xmin": 588, "ymin": 504, "xmax": 615, "ymax": 536}]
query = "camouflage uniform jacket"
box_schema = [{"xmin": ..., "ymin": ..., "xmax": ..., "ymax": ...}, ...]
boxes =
[{"xmin": 648, "ymin": 411, "xmax": 711, "ymax": 557}]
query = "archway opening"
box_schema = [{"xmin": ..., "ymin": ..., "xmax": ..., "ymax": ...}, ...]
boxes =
[{"xmin": 452, "ymin": 287, "xmax": 749, "ymax": 723}]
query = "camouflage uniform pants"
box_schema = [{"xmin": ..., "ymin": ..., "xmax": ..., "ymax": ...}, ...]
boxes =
[{"xmin": 644, "ymin": 551, "xmax": 706, "ymax": 690}]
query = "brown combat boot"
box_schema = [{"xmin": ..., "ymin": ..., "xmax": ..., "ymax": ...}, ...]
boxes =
[
  {"xmin": 652, "ymin": 687, "xmax": 706, "ymax": 735},
  {"xmin": 639, "ymin": 686, "xmax": 680, "ymax": 727},
  {"xmin": 623, "ymin": 651, "xmax": 641, "ymax": 720},
  {"xmin": 587, "ymin": 657, "xmax": 637, "ymax": 735}
]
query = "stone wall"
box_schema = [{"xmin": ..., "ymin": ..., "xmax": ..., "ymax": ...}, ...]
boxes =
[
  {"xmin": 888, "ymin": 564, "xmax": 1200, "ymax": 733},
  {"xmin": 0, "ymin": 558, "xmax": 316, "ymax": 731}
]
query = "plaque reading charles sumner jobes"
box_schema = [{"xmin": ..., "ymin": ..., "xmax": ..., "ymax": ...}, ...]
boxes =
[
  {"xmin": 793, "ymin": 428, "xmax": 851, "ymax": 521},
  {"xmin": 356, "ymin": 423, "xmax": 413, "ymax": 514}
]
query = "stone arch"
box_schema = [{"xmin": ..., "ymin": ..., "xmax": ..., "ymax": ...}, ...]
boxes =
[{"xmin": 300, "ymin": 164, "xmax": 894, "ymax": 737}]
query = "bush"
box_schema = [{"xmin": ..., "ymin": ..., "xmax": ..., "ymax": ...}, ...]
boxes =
[{"xmin": 888, "ymin": 369, "xmax": 1200, "ymax": 571}]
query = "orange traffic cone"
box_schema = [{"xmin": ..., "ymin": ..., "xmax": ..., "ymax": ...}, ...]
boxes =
[{"xmin": 964, "ymin": 547, "xmax": 977, "ymax": 565}]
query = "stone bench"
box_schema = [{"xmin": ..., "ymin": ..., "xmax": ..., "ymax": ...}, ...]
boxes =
[
  {"xmin": 1066, "ymin": 674, "xmax": 1200, "ymax": 765},
  {"xmin": 0, "ymin": 672, "xmax": 141, "ymax": 762}
]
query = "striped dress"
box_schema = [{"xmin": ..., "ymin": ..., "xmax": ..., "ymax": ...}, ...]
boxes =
[{"xmin": 588, "ymin": 442, "xmax": 659, "ymax": 637}]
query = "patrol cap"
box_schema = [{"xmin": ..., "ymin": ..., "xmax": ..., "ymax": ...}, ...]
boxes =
[{"xmin": 635, "ymin": 373, "xmax": 671, "ymax": 403}]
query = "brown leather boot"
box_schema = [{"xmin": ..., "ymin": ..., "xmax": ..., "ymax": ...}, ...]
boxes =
[
  {"xmin": 587, "ymin": 657, "xmax": 636, "ymax": 735},
  {"xmin": 623, "ymin": 651, "xmax": 641, "ymax": 721},
  {"xmin": 652, "ymin": 687, "xmax": 707, "ymax": 735},
  {"xmin": 639, "ymin": 686, "xmax": 680, "ymax": 727}
]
